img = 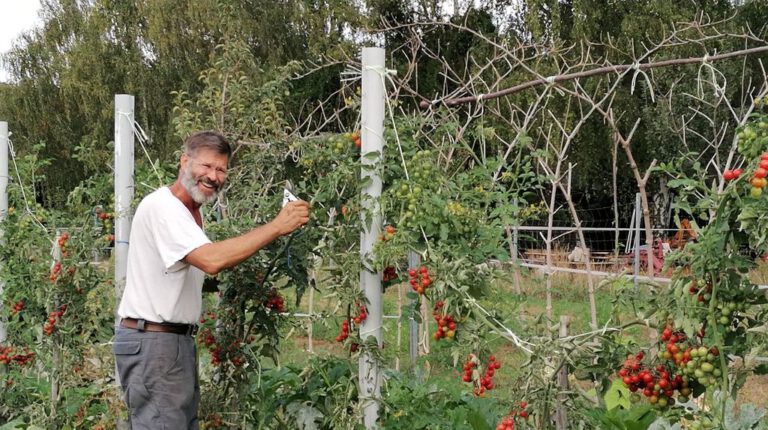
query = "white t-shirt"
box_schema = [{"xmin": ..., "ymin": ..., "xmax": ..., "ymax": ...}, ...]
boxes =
[{"xmin": 117, "ymin": 187, "xmax": 211, "ymax": 324}]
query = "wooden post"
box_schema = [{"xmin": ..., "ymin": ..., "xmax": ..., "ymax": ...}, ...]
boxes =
[
  {"xmin": 554, "ymin": 315, "xmax": 570, "ymax": 429},
  {"xmin": 307, "ymin": 286, "xmax": 315, "ymax": 353}
]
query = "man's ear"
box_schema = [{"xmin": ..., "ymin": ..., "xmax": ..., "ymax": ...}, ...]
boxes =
[{"xmin": 180, "ymin": 153, "xmax": 189, "ymax": 170}]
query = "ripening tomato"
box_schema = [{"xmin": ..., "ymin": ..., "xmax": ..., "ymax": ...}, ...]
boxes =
[{"xmin": 756, "ymin": 168, "xmax": 768, "ymax": 179}]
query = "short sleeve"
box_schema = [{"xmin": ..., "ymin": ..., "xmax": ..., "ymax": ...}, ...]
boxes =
[{"xmin": 150, "ymin": 202, "xmax": 212, "ymax": 271}]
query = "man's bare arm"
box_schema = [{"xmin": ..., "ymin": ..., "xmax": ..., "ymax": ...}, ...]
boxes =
[{"xmin": 185, "ymin": 200, "xmax": 310, "ymax": 275}]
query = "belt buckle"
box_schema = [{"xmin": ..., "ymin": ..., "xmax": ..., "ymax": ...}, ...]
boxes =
[{"xmin": 185, "ymin": 324, "xmax": 197, "ymax": 336}]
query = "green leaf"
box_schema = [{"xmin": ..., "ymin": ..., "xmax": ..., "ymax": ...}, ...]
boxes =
[
  {"xmin": 604, "ymin": 378, "xmax": 631, "ymax": 410},
  {"xmin": 467, "ymin": 408, "xmax": 493, "ymax": 430}
]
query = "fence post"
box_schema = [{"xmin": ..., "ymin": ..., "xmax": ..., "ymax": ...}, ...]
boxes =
[
  {"xmin": 359, "ymin": 47, "xmax": 385, "ymax": 429},
  {"xmin": 554, "ymin": 315, "xmax": 570, "ymax": 429},
  {"xmin": 0, "ymin": 121, "xmax": 8, "ymax": 345},
  {"xmin": 634, "ymin": 193, "xmax": 641, "ymax": 287},
  {"xmin": 408, "ymin": 251, "xmax": 420, "ymax": 364}
]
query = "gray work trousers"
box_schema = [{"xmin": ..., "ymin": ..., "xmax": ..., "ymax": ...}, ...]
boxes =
[{"xmin": 113, "ymin": 327, "xmax": 200, "ymax": 429}]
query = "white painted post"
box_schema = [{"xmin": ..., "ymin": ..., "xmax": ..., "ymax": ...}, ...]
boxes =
[
  {"xmin": 114, "ymin": 95, "xmax": 134, "ymax": 312},
  {"xmin": 114, "ymin": 95, "xmax": 134, "ymax": 430},
  {"xmin": 0, "ymin": 122, "xmax": 8, "ymax": 344},
  {"xmin": 359, "ymin": 47, "xmax": 385, "ymax": 429}
]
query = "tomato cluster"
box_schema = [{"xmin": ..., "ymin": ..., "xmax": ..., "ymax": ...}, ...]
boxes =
[
  {"xmin": 43, "ymin": 304, "xmax": 67, "ymax": 336},
  {"xmin": 408, "ymin": 266, "xmax": 431, "ymax": 295},
  {"xmin": 332, "ymin": 131, "xmax": 361, "ymax": 154},
  {"xmin": 0, "ymin": 345, "xmax": 36, "ymax": 367},
  {"xmin": 264, "ymin": 290, "xmax": 286, "ymax": 313},
  {"xmin": 346, "ymin": 131, "xmax": 361, "ymax": 149},
  {"xmin": 619, "ymin": 322, "xmax": 722, "ymax": 408},
  {"xmin": 379, "ymin": 225, "xmax": 396, "ymax": 242},
  {"xmin": 199, "ymin": 311, "xmax": 217, "ymax": 325},
  {"xmin": 196, "ymin": 313, "xmax": 227, "ymax": 366},
  {"xmin": 461, "ymin": 353, "xmax": 501, "ymax": 396},
  {"xmin": 713, "ymin": 300, "xmax": 744, "ymax": 328},
  {"xmin": 432, "ymin": 301, "xmax": 456, "ymax": 341},
  {"xmin": 96, "ymin": 208, "xmax": 114, "ymax": 242},
  {"xmin": 9, "ymin": 300, "xmax": 24, "ymax": 316},
  {"xmin": 686, "ymin": 279, "xmax": 712, "ymax": 303},
  {"xmin": 396, "ymin": 151, "xmax": 435, "ymax": 228},
  {"xmin": 681, "ymin": 279, "xmax": 746, "ymax": 332},
  {"xmin": 205, "ymin": 340, "xmax": 243, "ymax": 367},
  {"xmin": 619, "ymin": 351, "xmax": 683, "ymax": 408},
  {"xmin": 352, "ymin": 303, "xmax": 368, "ymax": 325},
  {"xmin": 496, "ymin": 401, "xmax": 529, "ymax": 430},
  {"xmin": 382, "ymin": 266, "xmax": 398, "ymax": 283},
  {"xmin": 722, "ymin": 168, "xmax": 743, "ymax": 182},
  {"xmin": 723, "ymin": 153, "xmax": 768, "ymax": 198},
  {"xmin": 336, "ymin": 319, "xmax": 351, "ymax": 343},
  {"xmin": 50, "ymin": 261, "xmax": 63, "ymax": 282},
  {"xmin": 336, "ymin": 303, "xmax": 368, "ymax": 343},
  {"xmin": 658, "ymin": 324, "xmax": 721, "ymax": 390},
  {"xmin": 57, "ymin": 231, "xmax": 70, "ymax": 254}
]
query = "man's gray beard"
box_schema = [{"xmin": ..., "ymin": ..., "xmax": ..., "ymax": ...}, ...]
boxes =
[{"xmin": 181, "ymin": 168, "xmax": 220, "ymax": 205}]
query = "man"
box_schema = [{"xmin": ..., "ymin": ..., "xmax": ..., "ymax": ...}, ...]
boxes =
[{"xmin": 112, "ymin": 130, "xmax": 310, "ymax": 429}]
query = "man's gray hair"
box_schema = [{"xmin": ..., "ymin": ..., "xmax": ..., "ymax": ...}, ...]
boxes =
[{"xmin": 183, "ymin": 130, "xmax": 232, "ymax": 158}]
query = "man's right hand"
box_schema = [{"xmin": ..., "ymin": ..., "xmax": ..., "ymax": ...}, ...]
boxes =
[{"xmin": 272, "ymin": 200, "xmax": 310, "ymax": 235}]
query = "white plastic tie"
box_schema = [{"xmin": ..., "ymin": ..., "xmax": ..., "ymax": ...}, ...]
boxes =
[{"xmin": 545, "ymin": 76, "xmax": 556, "ymax": 85}]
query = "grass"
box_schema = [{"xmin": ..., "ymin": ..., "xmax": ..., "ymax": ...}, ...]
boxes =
[
  {"xmin": 264, "ymin": 266, "xmax": 768, "ymax": 412},
  {"xmin": 272, "ymin": 269, "xmax": 629, "ymax": 398}
]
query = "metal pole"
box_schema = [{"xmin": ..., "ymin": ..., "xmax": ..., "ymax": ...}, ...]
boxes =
[
  {"xmin": 408, "ymin": 251, "xmax": 420, "ymax": 364},
  {"xmin": 0, "ymin": 122, "xmax": 8, "ymax": 344},
  {"xmin": 359, "ymin": 47, "xmax": 385, "ymax": 429},
  {"xmin": 634, "ymin": 193, "xmax": 641, "ymax": 288}
]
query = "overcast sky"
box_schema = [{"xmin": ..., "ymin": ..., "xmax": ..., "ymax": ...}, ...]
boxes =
[{"xmin": 0, "ymin": 0, "xmax": 42, "ymax": 82}]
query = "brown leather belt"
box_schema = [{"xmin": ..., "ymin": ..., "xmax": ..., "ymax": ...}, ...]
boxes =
[{"xmin": 120, "ymin": 317, "xmax": 197, "ymax": 336}]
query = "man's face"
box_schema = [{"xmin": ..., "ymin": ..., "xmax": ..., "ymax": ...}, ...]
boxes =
[{"xmin": 180, "ymin": 148, "xmax": 229, "ymax": 205}]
